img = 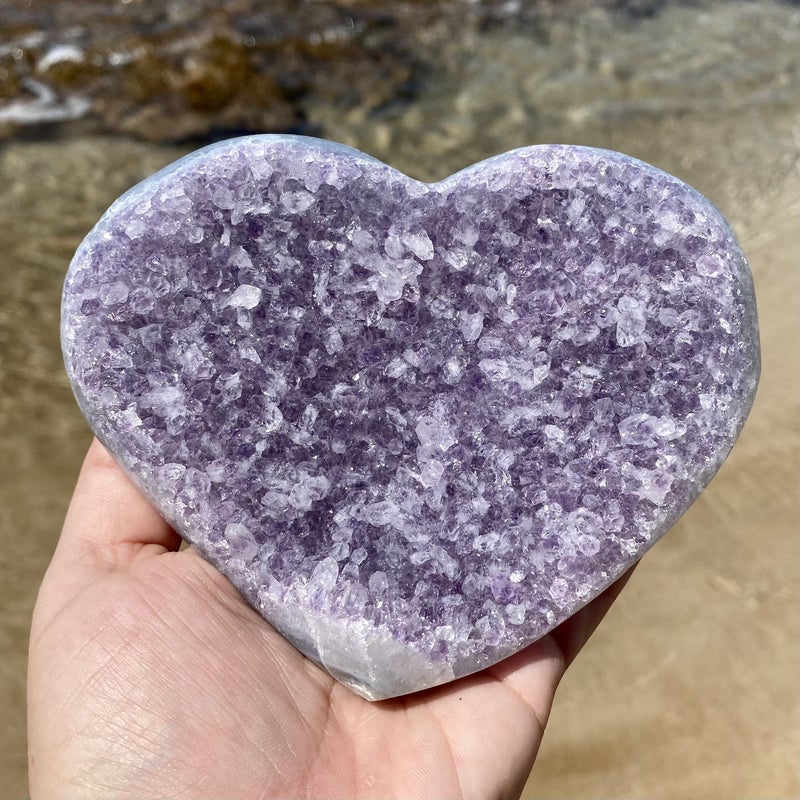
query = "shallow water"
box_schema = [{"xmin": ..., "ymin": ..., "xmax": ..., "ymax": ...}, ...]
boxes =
[{"xmin": 1, "ymin": 0, "xmax": 799, "ymax": 796}]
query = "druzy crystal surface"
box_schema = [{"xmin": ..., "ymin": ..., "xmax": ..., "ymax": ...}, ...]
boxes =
[{"xmin": 62, "ymin": 136, "xmax": 759, "ymax": 699}]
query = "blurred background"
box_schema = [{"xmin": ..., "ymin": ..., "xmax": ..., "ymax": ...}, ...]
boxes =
[{"xmin": 1, "ymin": 0, "xmax": 798, "ymax": 797}]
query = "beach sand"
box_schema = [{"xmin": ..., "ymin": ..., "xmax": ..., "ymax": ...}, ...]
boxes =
[
  {"xmin": 1, "ymin": 138, "xmax": 797, "ymax": 800},
  {"xmin": 526, "ymin": 189, "xmax": 800, "ymax": 799}
]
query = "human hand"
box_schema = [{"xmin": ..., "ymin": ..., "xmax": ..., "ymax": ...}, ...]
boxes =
[{"xmin": 28, "ymin": 439, "xmax": 631, "ymax": 800}]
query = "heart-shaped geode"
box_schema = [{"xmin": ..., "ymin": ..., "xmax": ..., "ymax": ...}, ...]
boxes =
[{"xmin": 62, "ymin": 136, "xmax": 759, "ymax": 699}]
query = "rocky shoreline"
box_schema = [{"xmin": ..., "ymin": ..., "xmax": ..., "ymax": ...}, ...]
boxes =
[{"xmin": 2, "ymin": 0, "xmax": 798, "ymax": 145}]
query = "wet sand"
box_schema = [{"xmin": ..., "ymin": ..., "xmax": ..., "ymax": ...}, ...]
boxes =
[
  {"xmin": 526, "ymin": 189, "xmax": 800, "ymax": 799},
  {"xmin": 2, "ymin": 146, "xmax": 797, "ymax": 800},
  {"xmin": 1, "ymin": 1, "xmax": 799, "ymax": 796}
]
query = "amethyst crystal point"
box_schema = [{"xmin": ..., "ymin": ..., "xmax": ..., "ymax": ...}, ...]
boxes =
[{"xmin": 61, "ymin": 136, "xmax": 759, "ymax": 699}]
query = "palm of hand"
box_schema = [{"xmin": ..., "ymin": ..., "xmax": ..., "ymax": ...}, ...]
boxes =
[{"xmin": 28, "ymin": 442, "xmax": 628, "ymax": 800}]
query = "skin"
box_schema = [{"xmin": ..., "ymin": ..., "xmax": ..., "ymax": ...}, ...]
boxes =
[{"xmin": 28, "ymin": 439, "xmax": 632, "ymax": 800}]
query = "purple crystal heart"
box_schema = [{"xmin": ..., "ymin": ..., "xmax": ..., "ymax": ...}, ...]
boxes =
[{"xmin": 62, "ymin": 136, "xmax": 759, "ymax": 699}]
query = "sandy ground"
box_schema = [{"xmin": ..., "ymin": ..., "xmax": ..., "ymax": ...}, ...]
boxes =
[
  {"xmin": 524, "ymin": 190, "xmax": 800, "ymax": 799},
  {"xmin": 1, "ymin": 95, "xmax": 798, "ymax": 799}
]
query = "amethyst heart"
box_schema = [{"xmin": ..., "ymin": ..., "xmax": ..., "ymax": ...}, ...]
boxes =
[{"xmin": 62, "ymin": 136, "xmax": 759, "ymax": 699}]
